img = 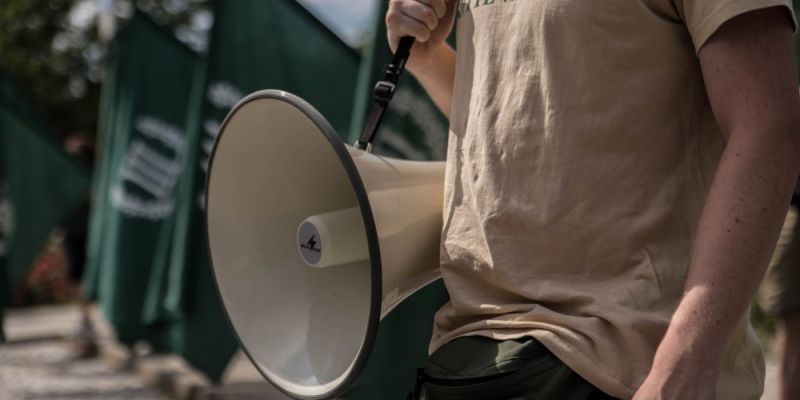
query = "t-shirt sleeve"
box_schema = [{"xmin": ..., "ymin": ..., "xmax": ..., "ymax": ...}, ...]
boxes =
[{"xmin": 673, "ymin": 0, "xmax": 797, "ymax": 52}]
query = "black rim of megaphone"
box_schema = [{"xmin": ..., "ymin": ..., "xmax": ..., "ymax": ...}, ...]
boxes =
[{"xmin": 204, "ymin": 90, "xmax": 382, "ymax": 400}]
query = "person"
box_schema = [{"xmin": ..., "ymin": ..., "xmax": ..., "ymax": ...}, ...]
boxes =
[
  {"xmin": 385, "ymin": 0, "xmax": 800, "ymax": 399},
  {"xmin": 62, "ymin": 132, "xmax": 96, "ymax": 358},
  {"xmin": 757, "ymin": 3, "xmax": 800, "ymax": 396},
  {"xmin": 760, "ymin": 184, "xmax": 800, "ymax": 400}
]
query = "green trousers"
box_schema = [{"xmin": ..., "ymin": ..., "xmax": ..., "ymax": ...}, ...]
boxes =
[{"xmin": 412, "ymin": 336, "xmax": 618, "ymax": 400}]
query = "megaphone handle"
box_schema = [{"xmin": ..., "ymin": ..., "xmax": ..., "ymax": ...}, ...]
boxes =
[{"xmin": 355, "ymin": 36, "xmax": 416, "ymax": 151}]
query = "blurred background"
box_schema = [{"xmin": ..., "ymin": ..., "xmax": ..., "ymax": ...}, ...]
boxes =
[
  {"xmin": 0, "ymin": 0, "xmax": 785, "ymax": 399},
  {"xmin": 0, "ymin": 0, "xmax": 454, "ymax": 398}
]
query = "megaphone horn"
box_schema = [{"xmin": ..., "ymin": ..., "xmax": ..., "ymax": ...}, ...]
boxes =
[{"xmin": 206, "ymin": 37, "xmax": 446, "ymax": 399}]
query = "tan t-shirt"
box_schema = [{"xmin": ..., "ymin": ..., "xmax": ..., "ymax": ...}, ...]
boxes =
[{"xmin": 432, "ymin": 0, "xmax": 795, "ymax": 399}]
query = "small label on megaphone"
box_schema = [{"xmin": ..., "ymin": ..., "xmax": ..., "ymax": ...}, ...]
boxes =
[
  {"xmin": 299, "ymin": 221, "xmax": 323, "ymax": 265},
  {"xmin": 297, "ymin": 207, "xmax": 369, "ymax": 268}
]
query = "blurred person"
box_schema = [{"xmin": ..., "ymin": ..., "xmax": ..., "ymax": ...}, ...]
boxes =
[
  {"xmin": 62, "ymin": 132, "xmax": 96, "ymax": 358},
  {"xmin": 387, "ymin": 0, "xmax": 800, "ymax": 399},
  {"xmin": 760, "ymin": 181, "xmax": 800, "ymax": 400}
]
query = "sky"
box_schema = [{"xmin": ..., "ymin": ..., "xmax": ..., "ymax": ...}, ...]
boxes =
[
  {"xmin": 70, "ymin": 0, "xmax": 381, "ymax": 50},
  {"xmin": 297, "ymin": 0, "xmax": 380, "ymax": 47}
]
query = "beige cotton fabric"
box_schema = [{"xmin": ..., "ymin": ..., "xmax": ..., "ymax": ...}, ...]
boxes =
[{"xmin": 432, "ymin": 0, "xmax": 796, "ymax": 399}]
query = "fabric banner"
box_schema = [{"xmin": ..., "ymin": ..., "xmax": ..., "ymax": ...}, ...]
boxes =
[
  {"xmin": 82, "ymin": 12, "xmax": 201, "ymax": 349},
  {"xmin": 149, "ymin": 0, "xmax": 363, "ymax": 381},
  {"xmin": 0, "ymin": 70, "xmax": 91, "ymax": 338},
  {"xmin": 0, "ymin": 71, "xmax": 91, "ymax": 298},
  {"xmin": 82, "ymin": 34, "xmax": 122, "ymax": 302}
]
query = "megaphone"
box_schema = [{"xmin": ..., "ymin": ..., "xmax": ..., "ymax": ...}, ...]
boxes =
[{"xmin": 206, "ymin": 38, "xmax": 445, "ymax": 399}]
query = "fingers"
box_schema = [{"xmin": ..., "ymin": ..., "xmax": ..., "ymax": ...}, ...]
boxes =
[
  {"xmin": 418, "ymin": 0, "xmax": 447, "ymax": 19},
  {"xmin": 386, "ymin": 0, "xmax": 442, "ymax": 42},
  {"xmin": 387, "ymin": 11, "xmax": 431, "ymax": 45},
  {"xmin": 408, "ymin": 1, "xmax": 439, "ymax": 30}
]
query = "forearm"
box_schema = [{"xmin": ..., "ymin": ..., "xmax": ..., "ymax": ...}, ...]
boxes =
[
  {"xmin": 408, "ymin": 43, "xmax": 456, "ymax": 119},
  {"xmin": 630, "ymin": 7, "xmax": 799, "ymax": 399},
  {"xmin": 655, "ymin": 122, "xmax": 800, "ymax": 372}
]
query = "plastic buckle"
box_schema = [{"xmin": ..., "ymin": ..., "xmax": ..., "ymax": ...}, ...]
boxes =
[
  {"xmin": 353, "ymin": 140, "xmax": 373, "ymax": 152},
  {"xmin": 384, "ymin": 62, "xmax": 402, "ymax": 77},
  {"xmin": 373, "ymin": 80, "xmax": 396, "ymax": 104}
]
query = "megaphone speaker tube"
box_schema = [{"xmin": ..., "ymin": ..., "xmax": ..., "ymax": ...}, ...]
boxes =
[{"xmin": 297, "ymin": 207, "xmax": 369, "ymax": 268}]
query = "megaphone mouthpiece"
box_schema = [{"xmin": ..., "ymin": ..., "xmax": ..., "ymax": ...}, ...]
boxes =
[{"xmin": 298, "ymin": 207, "xmax": 368, "ymax": 268}]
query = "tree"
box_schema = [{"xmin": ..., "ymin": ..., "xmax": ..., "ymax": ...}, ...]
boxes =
[{"xmin": 0, "ymin": 0, "xmax": 212, "ymax": 141}]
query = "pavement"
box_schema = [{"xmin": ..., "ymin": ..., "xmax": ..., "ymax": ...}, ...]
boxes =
[
  {"xmin": 0, "ymin": 304, "xmax": 785, "ymax": 399},
  {"xmin": 0, "ymin": 304, "xmax": 289, "ymax": 400}
]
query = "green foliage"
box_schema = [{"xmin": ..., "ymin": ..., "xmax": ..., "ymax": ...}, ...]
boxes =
[
  {"xmin": 0, "ymin": 0, "xmax": 100, "ymax": 139},
  {"xmin": 0, "ymin": 0, "xmax": 211, "ymax": 140}
]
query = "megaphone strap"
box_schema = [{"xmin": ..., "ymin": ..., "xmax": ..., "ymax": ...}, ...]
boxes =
[{"xmin": 355, "ymin": 36, "xmax": 415, "ymax": 151}]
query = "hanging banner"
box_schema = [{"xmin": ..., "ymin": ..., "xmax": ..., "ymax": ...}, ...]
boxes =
[
  {"xmin": 148, "ymin": 0, "xmax": 362, "ymax": 381},
  {"xmin": 0, "ymin": 70, "xmax": 91, "ymax": 340},
  {"xmin": 0, "ymin": 71, "xmax": 91, "ymax": 302},
  {"xmin": 82, "ymin": 12, "xmax": 201, "ymax": 349}
]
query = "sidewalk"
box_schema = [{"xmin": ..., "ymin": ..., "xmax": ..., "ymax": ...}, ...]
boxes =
[
  {"xmin": 0, "ymin": 305, "xmax": 163, "ymax": 400},
  {"xmin": 0, "ymin": 304, "xmax": 784, "ymax": 399},
  {"xmin": 0, "ymin": 304, "xmax": 288, "ymax": 400}
]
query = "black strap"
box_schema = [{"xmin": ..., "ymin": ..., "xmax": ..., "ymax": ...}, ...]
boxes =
[
  {"xmin": 407, "ymin": 368, "xmax": 426, "ymax": 400},
  {"xmin": 355, "ymin": 36, "xmax": 415, "ymax": 151}
]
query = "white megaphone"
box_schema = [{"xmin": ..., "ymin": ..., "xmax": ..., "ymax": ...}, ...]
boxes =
[{"xmin": 205, "ymin": 38, "xmax": 445, "ymax": 399}]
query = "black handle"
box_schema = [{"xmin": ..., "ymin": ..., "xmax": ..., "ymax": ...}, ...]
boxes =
[
  {"xmin": 393, "ymin": 36, "xmax": 415, "ymax": 70},
  {"xmin": 355, "ymin": 36, "xmax": 416, "ymax": 151}
]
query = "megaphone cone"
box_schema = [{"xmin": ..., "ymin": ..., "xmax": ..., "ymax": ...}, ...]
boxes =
[{"xmin": 206, "ymin": 90, "xmax": 444, "ymax": 399}]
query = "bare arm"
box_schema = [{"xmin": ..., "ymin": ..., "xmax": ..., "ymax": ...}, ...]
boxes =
[
  {"xmin": 634, "ymin": 6, "xmax": 800, "ymax": 399},
  {"xmin": 406, "ymin": 44, "xmax": 456, "ymax": 118},
  {"xmin": 386, "ymin": 0, "xmax": 457, "ymax": 118}
]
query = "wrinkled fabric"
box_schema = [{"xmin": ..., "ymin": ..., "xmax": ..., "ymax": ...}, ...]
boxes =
[{"xmin": 433, "ymin": 0, "xmax": 796, "ymax": 398}]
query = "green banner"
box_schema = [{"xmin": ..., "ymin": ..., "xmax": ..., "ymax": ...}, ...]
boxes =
[
  {"xmin": 82, "ymin": 33, "xmax": 122, "ymax": 302},
  {"xmin": 148, "ymin": 0, "xmax": 363, "ymax": 381},
  {"xmin": 0, "ymin": 70, "xmax": 91, "ymax": 338},
  {"xmin": 0, "ymin": 73, "xmax": 91, "ymax": 298},
  {"xmin": 83, "ymin": 12, "xmax": 201, "ymax": 349}
]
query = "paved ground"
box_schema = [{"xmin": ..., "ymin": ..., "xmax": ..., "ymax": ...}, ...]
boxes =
[
  {"xmin": 0, "ymin": 304, "xmax": 784, "ymax": 399},
  {"xmin": 0, "ymin": 340, "xmax": 163, "ymax": 400},
  {"xmin": 0, "ymin": 305, "xmax": 289, "ymax": 400},
  {"xmin": 0, "ymin": 306, "xmax": 163, "ymax": 400}
]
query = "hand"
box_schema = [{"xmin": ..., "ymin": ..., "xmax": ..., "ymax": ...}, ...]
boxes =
[
  {"xmin": 632, "ymin": 342, "xmax": 719, "ymax": 400},
  {"xmin": 632, "ymin": 370, "xmax": 717, "ymax": 400},
  {"xmin": 386, "ymin": 0, "xmax": 457, "ymax": 74}
]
